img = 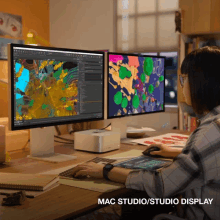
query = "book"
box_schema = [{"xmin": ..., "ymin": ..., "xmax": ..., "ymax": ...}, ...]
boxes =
[
  {"xmin": 183, "ymin": 112, "xmax": 189, "ymax": 131},
  {"xmin": 183, "ymin": 113, "xmax": 198, "ymax": 132},
  {"xmin": 192, "ymin": 38, "xmax": 196, "ymax": 50},
  {"xmin": 0, "ymin": 173, "xmax": 59, "ymax": 191},
  {"xmin": 190, "ymin": 116, "xmax": 198, "ymax": 132},
  {"xmin": 0, "ymin": 182, "xmax": 59, "ymax": 198},
  {"xmin": 195, "ymin": 36, "xmax": 201, "ymax": 49},
  {"xmin": 187, "ymin": 42, "xmax": 193, "ymax": 54},
  {"xmin": 187, "ymin": 115, "xmax": 191, "ymax": 132}
]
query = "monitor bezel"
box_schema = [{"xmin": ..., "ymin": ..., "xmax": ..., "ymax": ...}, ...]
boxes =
[
  {"xmin": 107, "ymin": 52, "xmax": 166, "ymax": 119},
  {"xmin": 9, "ymin": 43, "xmax": 105, "ymax": 131}
]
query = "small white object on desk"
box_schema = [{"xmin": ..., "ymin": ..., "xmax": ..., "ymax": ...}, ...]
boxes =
[
  {"xmin": 127, "ymin": 127, "xmax": 156, "ymax": 133},
  {"xmin": 126, "ymin": 127, "xmax": 156, "ymax": 139}
]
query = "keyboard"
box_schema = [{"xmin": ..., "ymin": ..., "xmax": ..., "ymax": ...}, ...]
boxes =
[{"xmin": 59, "ymin": 157, "xmax": 117, "ymax": 179}]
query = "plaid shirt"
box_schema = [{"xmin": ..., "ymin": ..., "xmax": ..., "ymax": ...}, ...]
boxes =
[{"xmin": 126, "ymin": 105, "xmax": 220, "ymax": 220}]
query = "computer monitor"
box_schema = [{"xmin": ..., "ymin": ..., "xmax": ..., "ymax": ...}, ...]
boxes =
[
  {"xmin": 108, "ymin": 53, "xmax": 165, "ymax": 136},
  {"xmin": 8, "ymin": 44, "xmax": 104, "ymax": 162}
]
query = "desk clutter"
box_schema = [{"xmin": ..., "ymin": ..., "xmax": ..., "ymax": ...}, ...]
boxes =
[{"xmin": 1, "ymin": 190, "xmax": 27, "ymax": 206}]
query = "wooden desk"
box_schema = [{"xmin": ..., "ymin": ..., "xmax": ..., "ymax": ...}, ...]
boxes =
[{"xmin": 0, "ymin": 130, "xmax": 190, "ymax": 220}]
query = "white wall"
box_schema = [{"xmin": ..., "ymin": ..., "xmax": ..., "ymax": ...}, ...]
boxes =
[
  {"xmin": 50, "ymin": 0, "xmax": 114, "ymax": 51},
  {"xmin": 50, "ymin": 0, "xmax": 178, "ymax": 131}
]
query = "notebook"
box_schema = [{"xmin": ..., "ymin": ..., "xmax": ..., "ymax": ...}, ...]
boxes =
[
  {"xmin": 0, "ymin": 173, "xmax": 59, "ymax": 191},
  {"xmin": 0, "ymin": 182, "xmax": 60, "ymax": 198}
]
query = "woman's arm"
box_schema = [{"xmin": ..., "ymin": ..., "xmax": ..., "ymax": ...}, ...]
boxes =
[
  {"xmin": 107, "ymin": 167, "xmax": 132, "ymax": 184},
  {"xmin": 71, "ymin": 162, "xmax": 132, "ymax": 184}
]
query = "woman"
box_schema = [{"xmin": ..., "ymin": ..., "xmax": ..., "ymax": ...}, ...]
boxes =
[{"xmin": 72, "ymin": 46, "xmax": 220, "ymax": 220}]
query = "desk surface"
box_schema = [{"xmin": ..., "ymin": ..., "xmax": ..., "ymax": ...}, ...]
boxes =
[{"xmin": 0, "ymin": 130, "xmax": 190, "ymax": 220}]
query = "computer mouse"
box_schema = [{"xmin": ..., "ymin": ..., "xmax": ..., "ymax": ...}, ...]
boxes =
[{"xmin": 142, "ymin": 146, "xmax": 164, "ymax": 158}]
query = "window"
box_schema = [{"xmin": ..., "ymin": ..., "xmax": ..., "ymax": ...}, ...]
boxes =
[
  {"xmin": 115, "ymin": 0, "xmax": 179, "ymax": 53},
  {"xmin": 160, "ymin": 51, "xmax": 178, "ymax": 106}
]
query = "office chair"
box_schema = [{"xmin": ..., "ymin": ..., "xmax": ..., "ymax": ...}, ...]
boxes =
[{"xmin": 153, "ymin": 213, "xmax": 185, "ymax": 220}]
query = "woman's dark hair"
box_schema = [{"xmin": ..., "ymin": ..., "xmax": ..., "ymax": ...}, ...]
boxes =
[{"xmin": 181, "ymin": 46, "xmax": 220, "ymax": 115}]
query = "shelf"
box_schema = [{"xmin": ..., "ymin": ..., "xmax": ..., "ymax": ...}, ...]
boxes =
[{"xmin": 182, "ymin": 31, "xmax": 220, "ymax": 39}]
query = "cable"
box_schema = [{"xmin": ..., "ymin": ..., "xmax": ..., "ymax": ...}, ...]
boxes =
[
  {"xmin": 69, "ymin": 130, "xmax": 75, "ymax": 135},
  {"xmin": 100, "ymin": 123, "xmax": 111, "ymax": 130},
  {"xmin": 54, "ymin": 135, "xmax": 74, "ymax": 143},
  {"xmin": 54, "ymin": 140, "xmax": 74, "ymax": 145},
  {"xmin": 25, "ymin": 138, "xmax": 73, "ymax": 145},
  {"xmin": 22, "ymin": 139, "xmax": 30, "ymax": 150},
  {"xmin": 54, "ymin": 126, "xmax": 61, "ymax": 135},
  {"xmin": 67, "ymin": 124, "xmax": 74, "ymax": 134}
]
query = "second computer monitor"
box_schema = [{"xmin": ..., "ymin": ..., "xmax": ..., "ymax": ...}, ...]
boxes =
[{"xmin": 108, "ymin": 53, "xmax": 165, "ymax": 119}]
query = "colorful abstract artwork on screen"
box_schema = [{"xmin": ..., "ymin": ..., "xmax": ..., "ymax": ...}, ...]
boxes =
[
  {"xmin": 14, "ymin": 59, "xmax": 79, "ymax": 121},
  {"xmin": 108, "ymin": 54, "xmax": 164, "ymax": 117}
]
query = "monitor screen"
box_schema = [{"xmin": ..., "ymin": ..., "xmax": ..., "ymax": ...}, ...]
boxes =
[
  {"xmin": 108, "ymin": 53, "xmax": 165, "ymax": 119},
  {"xmin": 9, "ymin": 44, "xmax": 104, "ymax": 130}
]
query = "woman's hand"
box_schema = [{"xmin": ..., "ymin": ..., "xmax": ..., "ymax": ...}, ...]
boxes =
[
  {"xmin": 71, "ymin": 162, "xmax": 105, "ymax": 179},
  {"xmin": 148, "ymin": 144, "xmax": 182, "ymax": 158},
  {"xmin": 71, "ymin": 162, "xmax": 132, "ymax": 184}
]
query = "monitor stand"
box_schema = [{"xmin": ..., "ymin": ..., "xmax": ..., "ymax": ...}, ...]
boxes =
[
  {"xmin": 110, "ymin": 119, "xmax": 133, "ymax": 144},
  {"xmin": 110, "ymin": 120, "xmax": 127, "ymax": 139},
  {"xmin": 27, "ymin": 126, "xmax": 77, "ymax": 163}
]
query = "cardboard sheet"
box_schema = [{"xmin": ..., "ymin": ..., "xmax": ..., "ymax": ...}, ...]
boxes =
[
  {"xmin": 104, "ymin": 149, "xmax": 143, "ymax": 160},
  {"xmin": 59, "ymin": 178, "xmax": 124, "ymax": 193}
]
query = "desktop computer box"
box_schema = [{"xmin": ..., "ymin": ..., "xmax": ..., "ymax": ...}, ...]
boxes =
[{"xmin": 74, "ymin": 129, "xmax": 120, "ymax": 153}]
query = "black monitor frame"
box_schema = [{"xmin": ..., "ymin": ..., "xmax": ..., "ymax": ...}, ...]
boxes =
[
  {"xmin": 107, "ymin": 52, "xmax": 165, "ymax": 119},
  {"xmin": 8, "ymin": 43, "xmax": 105, "ymax": 130}
]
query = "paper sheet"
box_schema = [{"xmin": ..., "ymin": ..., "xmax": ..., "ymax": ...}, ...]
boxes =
[
  {"xmin": 131, "ymin": 133, "xmax": 189, "ymax": 148},
  {"xmin": 104, "ymin": 149, "xmax": 143, "ymax": 159}
]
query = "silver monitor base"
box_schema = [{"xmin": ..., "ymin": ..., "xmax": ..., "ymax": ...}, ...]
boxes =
[{"xmin": 29, "ymin": 127, "xmax": 77, "ymax": 163}]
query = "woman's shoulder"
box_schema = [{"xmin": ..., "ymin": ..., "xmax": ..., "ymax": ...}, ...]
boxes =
[{"xmin": 187, "ymin": 114, "xmax": 220, "ymax": 151}]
